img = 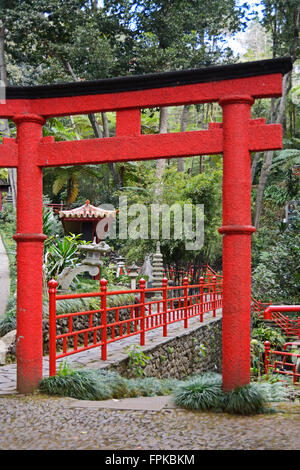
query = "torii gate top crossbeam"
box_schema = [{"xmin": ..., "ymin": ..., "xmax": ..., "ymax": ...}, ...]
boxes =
[
  {"xmin": 0, "ymin": 57, "xmax": 292, "ymax": 118},
  {"xmin": 0, "ymin": 57, "xmax": 293, "ymax": 169}
]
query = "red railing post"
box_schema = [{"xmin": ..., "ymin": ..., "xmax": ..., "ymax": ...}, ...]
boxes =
[
  {"xmin": 264, "ymin": 306, "xmax": 272, "ymax": 320},
  {"xmin": 199, "ymin": 276, "xmax": 204, "ymax": 322},
  {"xmin": 100, "ymin": 278, "xmax": 108, "ymax": 361},
  {"xmin": 139, "ymin": 278, "xmax": 146, "ymax": 346},
  {"xmin": 183, "ymin": 276, "xmax": 189, "ymax": 328},
  {"xmin": 212, "ymin": 275, "xmax": 216, "ymax": 318},
  {"xmin": 48, "ymin": 279, "xmax": 58, "ymax": 377},
  {"xmin": 162, "ymin": 277, "xmax": 168, "ymax": 337},
  {"xmin": 298, "ymin": 317, "xmax": 300, "ymax": 339},
  {"xmin": 264, "ymin": 341, "xmax": 270, "ymax": 379}
]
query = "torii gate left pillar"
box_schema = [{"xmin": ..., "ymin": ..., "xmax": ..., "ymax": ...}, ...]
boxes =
[
  {"xmin": 0, "ymin": 57, "xmax": 292, "ymax": 393},
  {"xmin": 12, "ymin": 114, "xmax": 47, "ymax": 392}
]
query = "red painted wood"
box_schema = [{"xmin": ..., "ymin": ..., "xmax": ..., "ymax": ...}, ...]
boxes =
[
  {"xmin": 116, "ymin": 109, "xmax": 141, "ymax": 136},
  {"xmin": 0, "ymin": 74, "xmax": 282, "ymax": 118},
  {"xmin": 37, "ymin": 123, "xmax": 282, "ymax": 167},
  {"xmin": 12, "ymin": 114, "xmax": 47, "ymax": 393},
  {"xmin": 218, "ymin": 95, "xmax": 254, "ymax": 392},
  {"xmin": 48, "ymin": 274, "xmax": 221, "ymax": 374},
  {"xmin": 0, "ymin": 138, "xmax": 18, "ymax": 167},
  {"xmin": 0, "ymin": 64, "xmax": 287, "ymax": 393}
]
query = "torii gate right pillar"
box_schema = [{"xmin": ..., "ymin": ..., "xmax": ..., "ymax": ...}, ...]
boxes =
[{"xmin": 219, "ymin": 95, "xmax": 256, "ymax": 391}]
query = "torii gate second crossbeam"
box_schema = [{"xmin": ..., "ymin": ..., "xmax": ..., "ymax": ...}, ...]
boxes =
[{"xmin": 0, "ymin": 57, "xmax": 292, "ymax": 394}]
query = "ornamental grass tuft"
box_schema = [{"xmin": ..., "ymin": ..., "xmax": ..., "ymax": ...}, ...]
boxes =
[
  {"xmin": 39, "ymin": 368, "xmax": 181, "ymax": 401},
  {"xmin": 173, "ymin": 373, "xmax": 224, "ymax": 411},
  {"xmin": 172, "ymin": 373, "xmax": 275, "ymax": 415},
  {"xmin": 39, "ymin": 370, "xmax": 113, "ymax": 401},
  {"xmin": 39, "ymin": 368, "xmax": 289, "ymax": 415},
  {"xmin": 220, "ymin": 384, "xmax": 266, "ymax": 415}
]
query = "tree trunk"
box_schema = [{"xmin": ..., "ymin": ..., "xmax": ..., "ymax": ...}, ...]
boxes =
[
  {"xmin": 0, "ymin": 21, "xmax": 17, "ymax": 207},
  {"xmin": 154, "ymin": 107, "xmax": 169, "ymax": 199},
  {"xmin": 253, "ymin": 72, "xmax": 292, "ymax": 229},
  {"xmin": 199, "ymin": 156, "xmax": 203, "ymax": 174},
  {"xmin": 253, "ymin": 2, "xmax": 299, "ymax": 229},
  {"xmin": 177, "ymin": 105, "xmax": 190, "ymax": 172},
  {"xmin": 62, "ymin": 59, "xmax": 121, "ymax": 188},
  {"xmin": 251, "ymin": 152, "xmax": 260, "ymax": 184}
]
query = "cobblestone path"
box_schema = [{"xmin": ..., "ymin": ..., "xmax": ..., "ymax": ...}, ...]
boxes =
[{"xmin": 0, "ymin": 394, "xmax": 299, "ymax": 450}]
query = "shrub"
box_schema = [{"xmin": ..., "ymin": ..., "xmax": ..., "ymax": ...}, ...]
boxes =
[
  {"xmin": 172, "ymin": 373, "xmax": 287, "ymax": 415},
  {"xmin": 173, "ymin": 373, "xmax": 223, "ymax": 411},
  {"xmin": 220, "ymin": 384, "xmax": 265, "ymax": 415},
  {"xmin": 39, "ymin": 369, "xmax": 113, "ymax": 400},
  {"xmin": 39, "ymin": 368, "xmax": 290, "ymax": 415},
  {"xmin": 39, "ymin": 368, "xmax": 180, "ymax": 401}
]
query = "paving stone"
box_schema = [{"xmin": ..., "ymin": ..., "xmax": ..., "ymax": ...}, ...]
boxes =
[
  {"xmin": 0, "ymin": 394, "xmax": 299, "ymax": 450},
  {"xmin": 64, "ymin": 395, "xmax": 176, "ymax": 411}
]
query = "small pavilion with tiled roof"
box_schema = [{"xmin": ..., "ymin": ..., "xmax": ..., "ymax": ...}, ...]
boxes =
[{"xmin": 59, "ymin": 200, "xmax": 116, "ymax": 242}]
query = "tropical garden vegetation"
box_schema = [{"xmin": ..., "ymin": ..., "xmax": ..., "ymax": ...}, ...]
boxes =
[{"xmin": 0, "ymin": 1, "xmax": 299, "ymax": 410}]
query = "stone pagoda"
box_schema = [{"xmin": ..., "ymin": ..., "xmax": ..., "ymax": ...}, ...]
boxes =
[{"xmin": 151, "ymin": 241, "xmax": 164, "ymax": 299}]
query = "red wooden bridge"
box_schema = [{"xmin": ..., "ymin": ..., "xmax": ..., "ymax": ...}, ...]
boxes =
[{"xmin": 48, "ymin": 265, "xmax": 300, "ymax": 384}]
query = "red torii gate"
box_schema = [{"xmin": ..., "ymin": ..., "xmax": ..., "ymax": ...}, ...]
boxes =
[{"xmin": 0, "ymin": 57, "xmax": 292, "ymax": 394}]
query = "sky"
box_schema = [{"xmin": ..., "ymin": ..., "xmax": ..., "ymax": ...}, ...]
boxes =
[{"xmin": 226, "ymin": 0, "xmax": 264, "ymax": 56}]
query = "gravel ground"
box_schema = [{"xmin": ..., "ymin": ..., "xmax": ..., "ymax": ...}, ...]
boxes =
[{"xmin": 0, "ymin": 394, "xmax": 299, "ymax": 451}]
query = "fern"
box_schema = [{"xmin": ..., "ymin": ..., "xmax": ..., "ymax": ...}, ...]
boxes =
[
  {"xmin": 52, "ymin": 176, "xmax": 65, "ymax": 196},
  {"xmin": 271, "ymin": 149, "xmax": 300, "ymax": 170}
]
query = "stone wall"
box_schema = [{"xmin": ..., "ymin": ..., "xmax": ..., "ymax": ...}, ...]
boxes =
[{"xmin": 107, "ymin": 316, "xmax": 222, "ymax": 380}]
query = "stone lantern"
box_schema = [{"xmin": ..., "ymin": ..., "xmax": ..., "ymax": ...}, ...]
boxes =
[
  {"xmin": 116, "ymin": 255, "xmax": 127, "ymax": 277},
  {"xmin": 128, "ymin": 262, "xmax": 139, "ymax": 290},
  {"xmin": 79, "ymin": 238, "xmax": 111, "ymax": 269},
  {"xmin": 57, "ymin": 238, "xmax": 111, "ymax": 292}
]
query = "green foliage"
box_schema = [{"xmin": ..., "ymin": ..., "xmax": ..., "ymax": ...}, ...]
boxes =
[
  {"xmin": 173, "ymin": 373, "xmax": 224, "ymax": 411},
  {"xmin": 57, "ymin": 359, "xmax": 75, "ymax": 377},
  {"xmin": 39, "ymin": 368, "xmax": 290, "ymax": 415},
  {"xmin": 261, "ymin": 0, "xmax": 300, "ymax": 59},
  {"xmin": 252, "ymin": 229, "xmax": 300, "ymax": 303},
  {"xmin": 43, "ymin": 207, "xmax": 63, "ymax": 240},
  {"xmin": 114, "ymin": 164, "xmax": 223, "ymax": 267},
  {"xmin": 39, "ymin": 369, "xmax": 114, "ymax": 401},
  {"xmin": 173, "ymin": 372, "xmax": 289, "ymax": 415},
  {"xmin": 263, "ymin": 185, "xmax": 288, "ymax": 206},
  {"xmin": 106, "ymin": 0, "xmax": 242, "ymax": 74},
  {"xmin": 220, "ymin": 384, "xmax": 266, "ymax": 415},
  {"xmin": 250, "ymin": 326, "xmax": 286, "ymax": 379},
  {"xmin": 43, "ymin": 233, "xmax": 86, "ymax": 281},
  {"xmin": 0, "ymin": 309, "xmax": 16, "ymax": 337},
  {"xmin": 252, "ymin": 326, "xmax": 286, "ymax": 350},
  {"xmin": 254, "ymin": 380, "xmax": 289, "ymax": 402},
  {"xmin": 0, "ymin": 169, "xmax": 8, "ymax": 180},
  {"xmin": 39, "ymin": 368, "xmax": 181, "ymax": 400},
  {"xmin": 125, "ymin": 344, "xmax": 150, "ymax": 377}
]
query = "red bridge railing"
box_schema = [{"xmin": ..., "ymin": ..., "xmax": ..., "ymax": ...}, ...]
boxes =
[
  {"xmin": 163, "ymin": 264, "xmax": 222, "ymax": 285},
  {"xmin": 263, "ymin": 305, "xmax": 300, "ymax": 338},
  {"xmin": 265, "ymin": 340, "xmax": 300, "ymax": 385},
  {"xmin": 48, "ymin": 275, "xmax": 222, "ymax": 376},
  {"xmin": 251, "ymin": 297, "xmax": 272, "ymax": 317}
]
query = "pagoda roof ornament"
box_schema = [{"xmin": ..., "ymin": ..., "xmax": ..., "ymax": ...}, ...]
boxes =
[{"xmin": 59, "ymin": 200, "xmax": 117, "ymax": 220}]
